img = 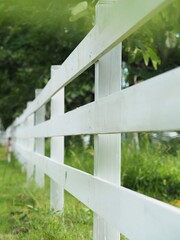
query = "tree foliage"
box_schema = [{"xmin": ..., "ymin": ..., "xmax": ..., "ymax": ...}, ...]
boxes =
[
  {"xmin": 123, "ymin": 0, "xmax": 180, "ymax": 85},
  {"xmin": 0, "ymin": 0, "xmax": 97, "ymax": 128}
]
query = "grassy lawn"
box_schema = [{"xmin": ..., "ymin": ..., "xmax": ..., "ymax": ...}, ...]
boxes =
[
  {"xmin": 0, "ymin": 145, "xmax": 26, "ymax": 238},
  {"xmin": 122, "ymin": 135, "xmax": 180, "ymax": 203},
  {"xmin": 0, "ymin": 145, "xmax": 93, "ymax": 239}
]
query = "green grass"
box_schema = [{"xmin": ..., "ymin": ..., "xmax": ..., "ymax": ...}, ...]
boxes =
[
  {"xmin": 13, "ymin": 191, "xmax": 93, "ymax": 240},
  {"xmin": 0, "ymin": 146, "xmax": 26, "ymax": 236},
  {"xmin": 65, "ymin": 147, "xmax": 94, "ymax": 174},
  {"xmin": 122, "ymin": 135, "xmax": 180, "ymax": 202},
  {"xmin": 0, "ymin": 145, "xmax": 93, "ymax": 239}
]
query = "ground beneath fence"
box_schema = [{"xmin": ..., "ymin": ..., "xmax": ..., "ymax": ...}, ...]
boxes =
[{"xmin": 0, "ymin": 144, "xmax": 94, "ymax": 240}]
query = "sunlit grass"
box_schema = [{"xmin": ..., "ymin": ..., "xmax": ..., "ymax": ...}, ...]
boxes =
[
  {"xmin": 121, "ymin": 134, "xmax": 180, "ymax": 202},
  {"xmin": 0, "ymin": 144, "xmax": 93, "ymax": 239}
]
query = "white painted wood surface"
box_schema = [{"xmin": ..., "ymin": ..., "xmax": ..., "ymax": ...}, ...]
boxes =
[
  {"xmin": 16, "ymin": 67, "xmax": 180, "ymax": 138},
  {"xmin": 26, "ymin": 112, "xmax": 34, "ymax": 181},
  {"xmin": 13, "ymin": 0, "xmax": 172, "ymax": 126},
  {"xmin": 50, "ymin": 66, "xmax": 64, "ymax": 212},
  {"xmin": 94, "ymin": 44, "xmax": 121, "ymax": 240},
  {"xmin": 15, "ymin": 144, "xmax": 180, "ymax": 240},
  {"xmin": 34, "ymin": 89, "xmax": 45, "ymax": 188}
]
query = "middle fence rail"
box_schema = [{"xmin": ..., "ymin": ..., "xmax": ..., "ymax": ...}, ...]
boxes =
[{"xmin": 6, "ymin": 0, "xmax": 180, "ymax": 239}]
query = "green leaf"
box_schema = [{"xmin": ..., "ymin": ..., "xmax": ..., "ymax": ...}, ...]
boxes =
[
  {"xmin": 71, "ymin": 1, "xmax": 88, "ymax": 16},
  {"xmin": 147, "ymin": 47, "xmax": 161, "ymax": 70},
  {"xmin": 69, "ymin": 1, "xmax": 89, "ymax": 21},
  {"xmin": 142, "ymin": 51, "xmax": 149, "ymax": 66}
]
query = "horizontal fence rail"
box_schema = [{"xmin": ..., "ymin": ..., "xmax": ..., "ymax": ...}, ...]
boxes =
[
  {"xmin": 15, "ymin": 67, "xmax": 180, "ymax": 138},
  {"xmin": 4, "ymin": 0, "xmax": 180, "ymax": 239}
]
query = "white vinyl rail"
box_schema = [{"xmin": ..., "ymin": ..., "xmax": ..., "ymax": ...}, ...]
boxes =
[{"xmin": 5, "ymin": 0, "xmax": 180, "ymax": 239}]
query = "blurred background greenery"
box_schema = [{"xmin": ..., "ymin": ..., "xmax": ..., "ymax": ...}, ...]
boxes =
[{"xmin": 0, "ymin": 0, "xmax": 97, "ymax": 128}]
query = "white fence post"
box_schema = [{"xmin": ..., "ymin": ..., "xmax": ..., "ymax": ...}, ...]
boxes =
[
  {"xmin": 94, "ymin": 37, "xmax": 121, "ymax": 240},
  {"xmin": 19, "ymin": 113, "xmax": 26, "ymax": 171},
  {"xmin": 14, "ymin": 124, "xmax": 21, "ymax": 166},
  {"xmin": 50, "ymin": 65, "xmax": 64, "ymax": 212},
  {"xmin": 35, "ymin": 89, "xmax": 45, "ymax": 188},
  {"xmin": 26, "ymin": 102, "xmax": 35, "ymax": 181}
]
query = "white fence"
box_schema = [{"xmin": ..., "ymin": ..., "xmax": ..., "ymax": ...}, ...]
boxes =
[{"xmin": 5, "ymin": 0, "xmax": 180, "ymax": 239}]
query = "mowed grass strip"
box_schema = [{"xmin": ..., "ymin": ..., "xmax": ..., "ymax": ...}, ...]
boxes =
[
  {"xmin": 0, "ymin": 144, "xmax": 93, "ymax": 239},
  {"xmin": 0, "ymin": 144, "xmax": 26, "ymax": 235}
]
